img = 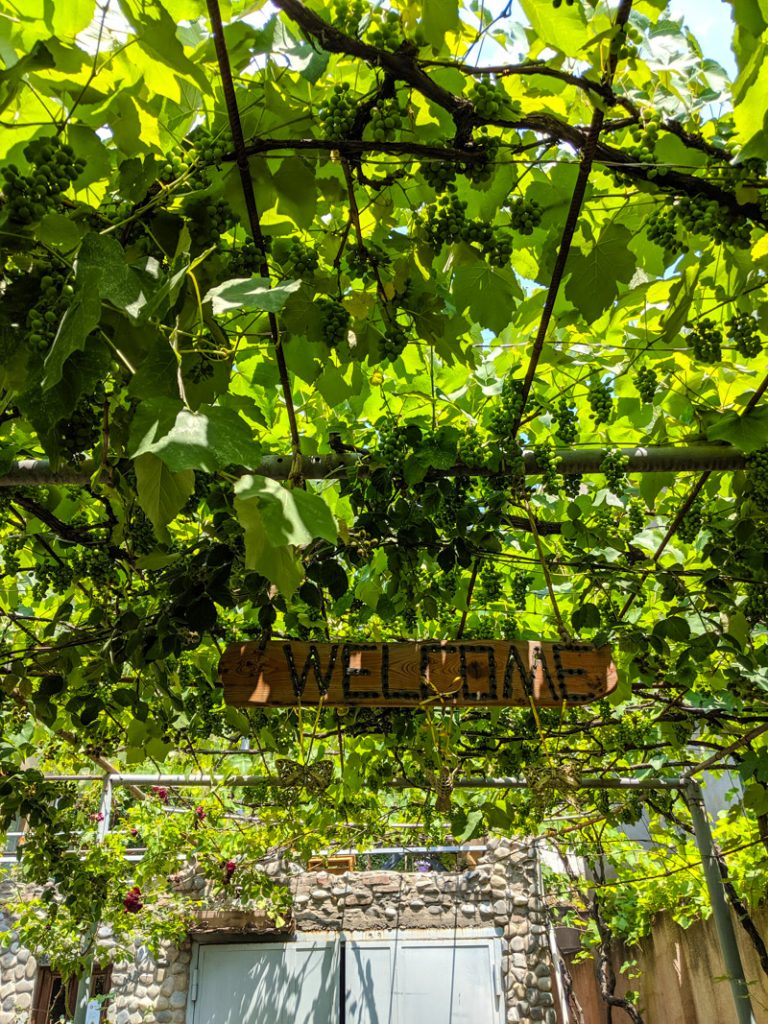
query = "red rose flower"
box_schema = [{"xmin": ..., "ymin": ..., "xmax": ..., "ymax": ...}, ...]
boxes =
[{"xmin": 123, "ymin": 886, "xmax": 143, "ymax": 913}]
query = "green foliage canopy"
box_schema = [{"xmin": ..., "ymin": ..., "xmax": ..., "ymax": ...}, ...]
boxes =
[{"xmin": 1, "ymin": 0, "xmax": 768, "ymax": 967}]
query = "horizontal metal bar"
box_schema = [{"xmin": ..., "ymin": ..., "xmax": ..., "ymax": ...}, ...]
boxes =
[
  {"xmin": 0, "ymin": 445, "xmax": 748, "ymax": 488},
  {"xmin": 326, "ymin": 846, "xmax": 488, "ymax": 856}
]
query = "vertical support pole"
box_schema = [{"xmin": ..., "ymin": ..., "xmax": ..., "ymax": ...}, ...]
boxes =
[
  {"xmin": 72, "ymin": 777, "xmax": 113, "ymax": 1024},
  {"xmin": 684, "ymin": 780, "xmax": 756, "ymax": 1024}
]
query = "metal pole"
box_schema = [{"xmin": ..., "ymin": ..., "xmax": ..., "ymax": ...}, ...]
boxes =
[
  {"xmin": 0, "ymin": 445, "xmax": 748, "ymax": 487},
  {"xmin": 72, "ymin": 778, "xmax": 113, "ymax": 1024},
  {"xmin": 684, "ymin": 780, "xmax": 756, "ymax": 1024}
]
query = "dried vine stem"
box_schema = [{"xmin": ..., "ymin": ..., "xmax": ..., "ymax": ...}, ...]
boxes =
[{"xmin": 205, "ymin": 0, "xmax": 302, "ymax": 468}]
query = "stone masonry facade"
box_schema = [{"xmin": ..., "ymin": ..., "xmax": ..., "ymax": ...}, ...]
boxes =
[{"xmin": 0, "ymin": 837, "xmax": 555, "ymax": 1024}]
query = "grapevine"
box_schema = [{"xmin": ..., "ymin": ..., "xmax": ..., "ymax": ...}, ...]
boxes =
[
  {"xmin": 289, "ymin": 240, "xmax": 320, "ymax": 276},
  {"xmin": 483, "ymin": 230, "xmax": 514, "ymax": 267},
  {"xmin": 676, "ymin": 196, "xmax": 751, "ymax": 248},
  {"xmin": 316, "ymin": 298, "xmax": 351, "ymax": 347},
  {"xmin": 460, "ymin": 132, "xmax": 501, "ymax": 185},
  {"xmin": 1, "ymin": 137, "xmax": 85, "ymax": 223},
  {"xmin": 588, "ymin": 379, "xmax": 613, "ymax": 424},
  {"xmin": 646, "ymin": 207, "xmax": 683, "ymax": 254},
  {"xmin": 564, "ymin": 474, "xmax": 583, "ymax": 499},
  {"xmin": 318, "ymin": 83, "xmax": 357, "ymax": 139},
  {"xmin": 479, "ymin": 563, "xmax": 503, "ymax": 601},
  {"xmin": 468, "ymin": 76, "xmax": 511, "ymax": 119},
  {"xmin": 331, "ymin": 0, "xmax": 365, "ymax": 34},
  {"xmin": 368, "ymin": 98, "xmax": 403, "ymax": 142},
  {"xmin": 634, "ymin": 367, "xmax": 657, "ymax": 403},
  {"xmin": 366, "ymin": 10, "xmax": 401, "ymax": 50},
  {"xmin": 422, "ymin": 192, "xmax": 467, "ymax": 247},
  {"xmin": 727, "ymin": 313, "xmax": 762, "ymax": 359},
  {"xmin": 554, "ymin": 399, "xmax": 578, "ymax": 444},
  {"xmin": 686, "ymin": 318, "xmax": 722, "ymax": 363},
  {"xmin": 677, "ymin": 497, "xmax": 704, "ymax": 544},
  {"xmin": 628, "ymin": 498, "xmax": 645, "ymax": 534},
  {"xmin": 600, "ymin": 448, "xmax": 629, "ymax": 496},
  {"xmin": 420, "ymin": 161, "xmax": 457, "ymax": 192},
  {"xmin": 511, "ymin": 572, "xmax": 530, "ymax": 609},
  {"xmin": 25, "ymin": 270, "xmax": 73, "ymax": 354},
  {"xmin": 489, "ymin": 375, "xmax": 524, "ymax": 440},
  {"xmin": 746, "ymin": 447, "xmax": 768, "ymax": 512},
  {"xmin": 536, "ymin": 444, "xmax": 562, "ymax": 496},
  {"xmin": 506, "ymin": 197, "xmax": 543, "ymax": 235}
]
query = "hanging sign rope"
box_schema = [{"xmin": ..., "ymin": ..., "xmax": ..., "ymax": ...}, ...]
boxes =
[{"xmin": 219, "ymin": 640, "xmax": 617, "ymax": 708}]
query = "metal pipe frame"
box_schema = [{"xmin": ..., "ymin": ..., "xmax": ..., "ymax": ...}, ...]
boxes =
[{"xmin": 0, "ymin": 445, "xmax": 748, "ymax": 488}]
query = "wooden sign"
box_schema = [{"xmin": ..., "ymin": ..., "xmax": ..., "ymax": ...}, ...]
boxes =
[{"xmin": 219, "ymin": 640, "xmax": 617, "ymax": 708}]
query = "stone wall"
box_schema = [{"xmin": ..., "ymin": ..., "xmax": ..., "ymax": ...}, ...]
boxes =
[{"xmin": 0, "ymin": 838, "xmax": 555, "ymax": 1024}]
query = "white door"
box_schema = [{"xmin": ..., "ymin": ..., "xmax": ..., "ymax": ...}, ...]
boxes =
[
  {"xmin": 191, "ymin": 941, "xmax": 339, "ymax": 1024},
  {"xmin": 345, "ymin": 936, "xmax": 504, "ymax": 1024}
]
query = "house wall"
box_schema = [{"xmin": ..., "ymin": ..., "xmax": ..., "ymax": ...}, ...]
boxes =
[{"xmin": 0, "ymin": 838, "xmax": 555, "ymax": 1024}]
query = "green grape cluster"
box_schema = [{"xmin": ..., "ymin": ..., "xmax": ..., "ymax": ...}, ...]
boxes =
[
  {"xmin": 628, "ymin": 497, "xmax": 645, "ymax": 534},
  {"xmin": 727, "ymin": 312, "xmax": 762, "ymax": 358},
  {"xmin": 646, "ymin": 207, "xmax": 683, "ymax": 253},
  {"xmin": 128, "ymin": 509, "xmax": 156, "ymax": 555},
  {"xmin": 510, "ymin": 572, "xmax": 530, "ymax": 608},
  {"xmin": 457, "ymin": 429, "xmax": 484, "ymax": 466},
  {"xmin": 746, "ymin": 447, "xmax": 768, "ymax": 512},
  {"xmin": 468, "ymin": 76, "xmax": 509, "ymax": 119},
  {"xmin": 1, "ymin": 535, "xmax": 23, "ymax": 576},
  {"xmin": 489, "ymin": 375, "xmax": 524, "ymax": 439},
  {"xmin": 369, "ymin": 98, "xmax": 403, "ymax": 142},
  {"xmin": 318, "ymin": 83, "xmax": 357, "ymax": 139},
  {"xmin": 380, "ymin": 321, "xmax": 409, "ymax": 361},
  {"xmin": 26, "ymin": 271, "xmax": 73, "ymax": 353},
  {"xmin": 536, "ymin": 444, "xmax": 562, "ymax": 496},
  {"xmin": 588, "ymin": 378, "xmax": 613, "ymax": 424},
  {"xmin": 610, "ymin": 22, "xmax": 642, "ymax": 61},
  {"xmin": 229, "ymin": 240, "xmax": 263, "ymax": 276},
  {"xmin": 193, "ymin": 129, "xmax": 232, "ymax": 166},
  {"xmin": 316, "ymin": 297, "xmax": 350, "ymax": 347},
  {"xmin": 366, "ymin": 10, "xmax": 402, "ymax": 50},
  {"xmin": 1, "ymin": 138, "xmax": 85, "ymax": 223},
  {"xmin": 462, "ymin": 220, "xmax": 494, "ymax": 247},
  {"xmin": 677, "ymin": 497, "xmax": 704, "ymax": 544},
  {"xmin": 554, "ymin": 399, "xmax": 578, "ymax": 443},
  {"xmin": 332, "ymin": 0, "xmax": 365, "ymax": 34},
  {"xmin": 77, "ymin": 548, "xmax": 119, "ymax": 588},
  {"xmin": 30, "ymin": 559, "xmax": 75, "ymax": 600},
  {"xmin": 422, "ymin": 191, "xmax": 467, "ymax": 247},
  {"xmin": 563, "ymin": 473, "xmax": 582, "ymax": 499},
  {"xmin": 634, "ymin": 366, "xmax": 657, "ymax": 403},
  {"xmin": 677, "ymin": 196, "xmax": 751, "ymax": 248},
  {"xmin": 345, "ymin": 242, "xmax": 390, "ymax": 281},
  {"xmin": 420, "ymin": 161, "xmax": 457, "ymax": 192},
  {"xmin": 57, "ymin": 386, "xmax": 106, "ymax": 463},
  {"xmin": 483, "ymin": 230, "xmax": 514, "ymax": 267},
  {"xmin": 159, "ymin": 151, "xmax": 192, "ymax": 181},
  {"xmin": 188, "ymin": 198, "xmax": 237, "ymax": 247},
  {"xmin": 744, "ymin": 583, "xmax": 768, "ymax": 625},
  {"xmin": 378, "ymin": 418, "xmax": 410, "ymax": 469},
  {"xmin": 188, "ymin": 353, "xmax": 216, "ymax": 383},
  {"xmin": 506, "ymin": 197, "xmax": 542, "ymax": 235},
  {"xmin": 686, "ymin": 317, "xmax": 722, "ymax": 363},
  {"xmin": 479, "ymin": 563, "xmax": 503, "ymax": 601},
  {"xmin": 627, "ymin": 110, "xmax": 661, "ymax": 163},
  {"xmin": 600, "ymin": 447, "xmax": 629, "ymax": 496},
  {"xmin": 461, "ymin": 133, "xmax": 501, "ymax": 185},
  {"xmin": 289, "ymin": 240, "xmax": 320, "ymax": 275}
]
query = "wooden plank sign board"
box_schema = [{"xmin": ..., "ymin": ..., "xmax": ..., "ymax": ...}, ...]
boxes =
[{"xmin": 219, "ymin": 640, "xmax": 617, "ymax": 708}]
